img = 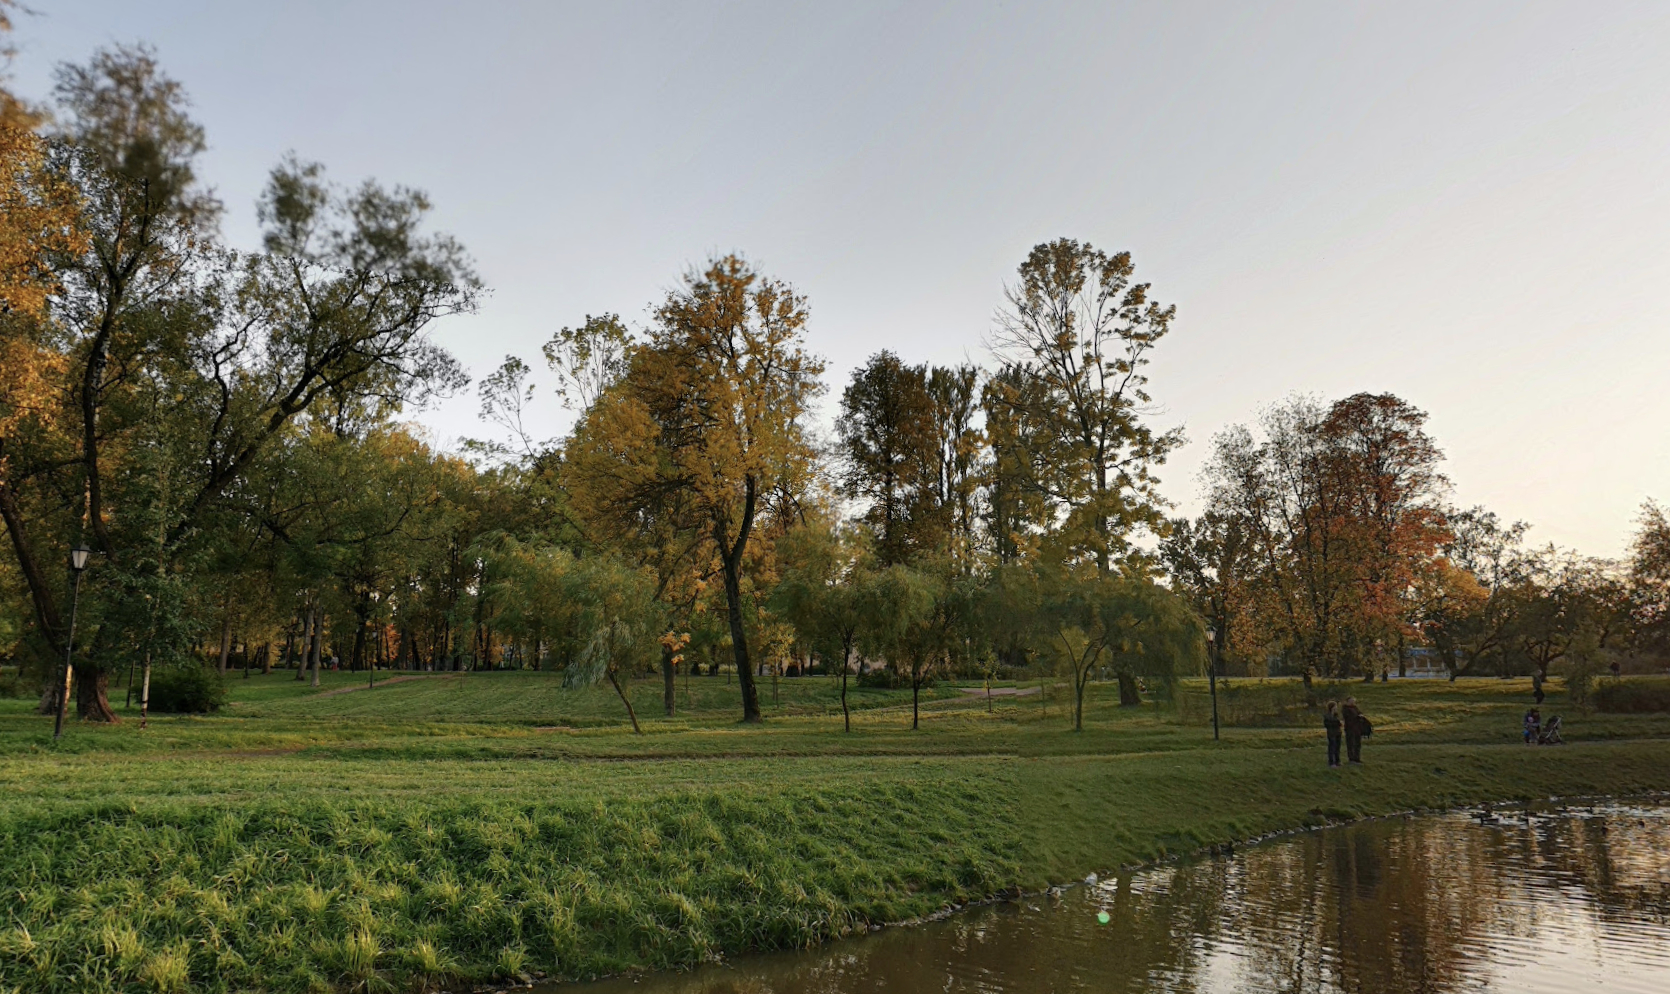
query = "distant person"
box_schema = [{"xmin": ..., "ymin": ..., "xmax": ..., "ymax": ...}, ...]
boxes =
[
  {"xmin": 1610, "ymin": 660, "xmax": 1622, "ymax": 680},
  {"xmin": 1381, "ymin": 667, "xmax": 1389, "ymax": 683},
  {"xmin": 1343, "ymin": 697, "xmax": 1368, "ymax": 764},
  {"xmin": 1524, "ymin": 708, "xmax": 1541, "ymax": 745},
  {"xmin": 1532, "ymin": 671, "xmax": 1546, "ymax": 705},
  {"xmin": 1324, "ymin": 701, "xmax": 1343, "ymax": 768}
]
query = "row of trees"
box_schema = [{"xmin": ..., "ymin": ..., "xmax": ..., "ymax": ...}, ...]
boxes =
[
  {"xmin": 3, "ymin": 36, "xmax": 1664, "ymax": 731},
  {"xmin": 1164, "ymin": 394, "xmax": 1670, "ymax": 686}
]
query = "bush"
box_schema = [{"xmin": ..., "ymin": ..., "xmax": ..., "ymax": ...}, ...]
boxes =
[
  {"xmin": 145, "ymin": 664, "xmax": 229, "ymax": 713},
  {"xmin": 1592, "ymin": 679, "xmax": 1670, "ymax": 713}
]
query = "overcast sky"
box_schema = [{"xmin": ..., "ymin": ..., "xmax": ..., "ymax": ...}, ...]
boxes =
[{"xmin": 9, "ymin": 1, "xmax": 1667, "ymax": 556}]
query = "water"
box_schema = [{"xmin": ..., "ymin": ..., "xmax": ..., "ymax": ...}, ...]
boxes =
[{"xmin": 559, "ymin": 802, "xmax": 1670, "ymax": 994}]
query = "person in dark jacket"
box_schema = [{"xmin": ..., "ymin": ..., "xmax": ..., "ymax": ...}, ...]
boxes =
[
  {"xmin": 1343, "ymin": 697, "xmax": 1367, "ymax": 764},
  {"xmin": 1324, "ymin": 701, "xmax": 1343, "ymax": 767}
]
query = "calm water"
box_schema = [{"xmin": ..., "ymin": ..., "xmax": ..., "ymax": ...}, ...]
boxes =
[{"xmin": 559, "ymin": 802, "xmax": 1670, "ymax": 994}]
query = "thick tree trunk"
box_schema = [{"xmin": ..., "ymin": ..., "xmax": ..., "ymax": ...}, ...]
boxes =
[
  {"xmin": 75, "ymin": 665, "xmax": 119, "ymax": 723},
  {"xmin": 260, "ymin": 642, "xmax": 272, "ymax": 676},
  {"xmin": 216, "ymin": 617, "xmax": 232, "ymax": 675},
  {"xmin": 1116, "ymin": 671, "xmax": 1141, "ymax": 707},
  {"xmin": 295, "ymin": 611, "xmax": 312, "ymax": 681},
  {"xmin": 718, "ymin": 478, "xmax": 762, "ymax": 723},
  {"xmin": 661, "ymin": 643, "xmax": 676, "ymax": 717},
  {"xmin": 0, "ymin": 465, "xmax": 65, "ymax": 659}
]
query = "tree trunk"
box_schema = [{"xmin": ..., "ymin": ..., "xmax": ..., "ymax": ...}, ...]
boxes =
[
  {"xmin": 217, "ymin": 616, "xmax": 232, "ymax": 675},
  {"xmin": 75, "ymin": 665, "xmax": 119, "ymax": 723},
  {"xmin": 911, "ymin": 668, "xmax": 920, "ymax": 730},
  {"xmin": 607, "ymin": 668, "xmax": 642, "ymax": 734},
  {"xmin": 139, "ymin": 652, "xmax": 152, "ymax": 729},
  {"xmin": 717, "ymin": 477, "xmax": 763, "ymax": 723},
  {"xmin": 1116, "ymin": 671, "xmax": 1141, "ymax": 707},
  {"xmin": 295, "ymin": 611, "xmax": 312, "ymax": 681},
  {"xmin": 1074, "ymin": 674, "xmax": 1087, "ymax": 731},
  {"xmin": 721, "ymin": 546, "xmax": 762, "ymax": 723},
  {"xmin": 0, "ymin": 464, "xmax": 65, "ymax": 659},
  {"xmin": 661, "ymin": 642, "xmax": 676, "ymax": 717},
  {"xmin": 308, "ymin": 611, "xmax": 323, "ymax": 688},
  {"xmin": 840, "ymin": 644, "xmax": 851, "ymax": 733},
  {"xmin": 260, "ymin": 642, "xmax": 272, "ymax": 676}
]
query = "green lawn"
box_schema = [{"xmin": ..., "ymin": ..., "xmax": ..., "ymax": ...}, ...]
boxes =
[{"xmin": 2, "ymin": 672, "xmax": 1667, "ymax": 993}]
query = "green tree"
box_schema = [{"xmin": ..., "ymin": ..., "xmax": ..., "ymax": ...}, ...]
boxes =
[{"xmin": 990, "ymin": 239, "xmax": 1182, "ymax": 574}]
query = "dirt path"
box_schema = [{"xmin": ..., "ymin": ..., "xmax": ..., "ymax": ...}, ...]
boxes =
[
  {"xmin": 308, "ymin": 674, "xmax": 441, "ymax": 699},
  {"xmin": 957, "ymin": 685, "xmax": 1042, "ymax": 697}
]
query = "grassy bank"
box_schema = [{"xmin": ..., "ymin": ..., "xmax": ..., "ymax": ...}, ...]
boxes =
[{"xmin": 2, "ymin": 673, "xmax": 1668, "ymax": 993}]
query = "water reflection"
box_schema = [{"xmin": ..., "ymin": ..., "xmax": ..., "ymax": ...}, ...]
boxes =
[{"xmin": 559, "ymin": 804, "xmax": 1670, "ymax": 994}]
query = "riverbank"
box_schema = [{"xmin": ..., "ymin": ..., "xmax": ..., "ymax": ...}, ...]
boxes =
[{"xmin": 2, "ymin": 674, "xmax": 1668, "ymax": 993}]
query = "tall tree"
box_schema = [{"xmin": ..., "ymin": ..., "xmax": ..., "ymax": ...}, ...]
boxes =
[
  {"xmin": 990, "ymin": 239, "xmax": 1182, "ymax": 573},
  {"xmin": 565, "ymin": 256, "xmax": 823, "ymax": 722},
  {"xmin": 836, "ymin": 351, "xmax": 938, "ymax": 565}
]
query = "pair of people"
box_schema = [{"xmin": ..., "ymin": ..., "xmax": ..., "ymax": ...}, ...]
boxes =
[
  {"xmin": 1524, "ymin": 708, "xmax": 1565, "ymax": 745},
  {"xmin": 1324, "ymin": 698, "xmax": 1369, "ymax": 766}
]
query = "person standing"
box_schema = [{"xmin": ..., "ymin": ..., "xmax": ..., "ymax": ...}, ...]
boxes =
[
  {"xmin": 1324, "ymin": 701, "xmax": 1343, "ymax": 767},
  {"xmin": 1343, "ymin": 697, "xmax": 1367, "ymax": 764}
]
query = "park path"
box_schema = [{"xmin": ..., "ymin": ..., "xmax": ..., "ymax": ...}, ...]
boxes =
[
  {"xmin": 308, "ymin": 674, "xmax": 441, "ymax": 699},
  {"xmin": 957, "ymin": 686, "xmax": 1042, "ymax": 698}
]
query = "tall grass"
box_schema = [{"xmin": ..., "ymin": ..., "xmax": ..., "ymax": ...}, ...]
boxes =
[{"xmin": 2, "ymin": 674, "xmax": 1669, "ymax": 991}]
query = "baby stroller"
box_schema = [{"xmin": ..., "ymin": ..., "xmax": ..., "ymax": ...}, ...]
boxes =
[{"xmin": 1537, "ymin": 715, "xmax": 1564, "ymax": 745}]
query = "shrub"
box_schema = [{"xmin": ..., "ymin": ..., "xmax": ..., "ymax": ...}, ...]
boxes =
[
  {"xmin": 1592, "ymin": 679, "xmax": 1670, "ymax": 713},
  {"xmin": 145, "ymin": 664, "xmax": 229, "ymax": 713}
]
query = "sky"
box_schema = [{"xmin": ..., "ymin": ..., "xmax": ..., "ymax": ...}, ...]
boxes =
[{"xmin": 8, "ymin": 1, "xmax": 1668, "ymax": 557}]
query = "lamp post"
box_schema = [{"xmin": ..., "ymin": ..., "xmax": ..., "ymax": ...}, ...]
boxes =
[
  {"xmin": 54, "ymin": 544, "xmax": 92, "ymax": 740},
  {"xmin": 1205, "ymin": 626, "xmax": 1220, "ymax": 742}
]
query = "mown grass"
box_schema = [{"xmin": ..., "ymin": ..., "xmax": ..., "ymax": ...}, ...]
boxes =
[{"xmin": 2, "ymin": 672, "xmax": 1668, "ymax": 993}]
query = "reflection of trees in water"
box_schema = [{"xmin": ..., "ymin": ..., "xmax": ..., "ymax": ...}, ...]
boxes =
[{"xmin": 564, "ymin": 810, "xmax": 1670, "ymax": 994}]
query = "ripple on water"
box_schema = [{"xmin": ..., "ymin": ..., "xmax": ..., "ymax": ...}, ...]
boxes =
[{"xmin": 554, "ymin": 804, "xmax": 1670, "ymax": 994}]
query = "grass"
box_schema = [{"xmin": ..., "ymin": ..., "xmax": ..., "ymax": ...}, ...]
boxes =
[{"xmin": 2, "ymin": 670, "xmax": 1668, "ymax": 993}]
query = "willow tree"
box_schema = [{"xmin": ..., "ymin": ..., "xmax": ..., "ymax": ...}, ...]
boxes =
[{"xmin": 565, "ymin": 256, "xmax": 823, "ymax": 722}]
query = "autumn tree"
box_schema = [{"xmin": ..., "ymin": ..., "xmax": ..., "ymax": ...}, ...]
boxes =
[
  {"xmin": 565, "ymin": 256, "xmax": 823, "ymax": 722},
  {"xmin": 1203, "ymin": 393, "xmax": 1448, "ymax": 678}
]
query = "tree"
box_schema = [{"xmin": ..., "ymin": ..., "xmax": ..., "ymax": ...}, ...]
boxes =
[
  {"xmin": 0, "ymin": 44, "xmax": 481, "ymax": 720},
  {"xmin": 565, "ymin": 255, "xmax": 823, "ymax": 723},
  {"xmin": 1202, "ymin": 393, "xmax": 1449, "ymax": 678},
  {"xmin": 559, "ymin": 555, "xmax": 665, "ymax": 734},
  {"xmin": 990, "ymin": 239, "xmax": 1183, "ymax": 574},
  {"xmin": 1419, "ymin": 508, "xmax": 1529, "ymax": 678},
  {"xmin": 1161, "ymin": 511, "xmax": 1253, "ymax": 675},
  {"xmin": 864, "ymin": 564, "xmax": 941, "ymax": 730},
  {"xmin": 1036, "ymin": 568, "xmax": 1204, "ymax": 727},
  {"xmin": 1630, "ymin": 500, "xmax": 1670, "ymax": 656},
  {"xmin": 772, "ymin": 522, "xmax": 879, "ymax": 732},
  {"xmin": 0, "ymin": 2, "xmax": 83, "ymax": 319},
  {"xmin": 836, "ymin": 351, "xmax": 938, "ymax": 565}
]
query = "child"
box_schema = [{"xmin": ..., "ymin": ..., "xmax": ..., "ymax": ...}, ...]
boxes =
[{"xmin": 1524, "ymin": 708, "xmax": 1541, "ymax": 745}]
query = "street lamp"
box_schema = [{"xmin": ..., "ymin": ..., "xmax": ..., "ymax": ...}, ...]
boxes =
[
  {"xmin": 54, "ymin": 545, "xmax": 93, "ymax": 739},
  {"xmin": 1205, "ymin": 626, "xmax": 1220, "ymax": 742}
]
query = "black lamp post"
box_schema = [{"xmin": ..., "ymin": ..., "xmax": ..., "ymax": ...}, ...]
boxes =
[
  {"xmin": 1205, "ymin": 626, "xmax": 1220, "ymax": 742},
  {"xmin": 54, "ymin": 544, "xmax": 92, "ymax": 740}
]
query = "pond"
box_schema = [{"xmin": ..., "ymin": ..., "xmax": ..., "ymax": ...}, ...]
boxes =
[{"xmin": 557, "ymin": 801, "xmax": 1670, "ymax": 993}]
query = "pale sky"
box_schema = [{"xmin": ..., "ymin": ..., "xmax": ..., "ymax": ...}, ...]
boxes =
[{"xmin": 9, "ymin": 1, "xmax": 1668, "ymax": 557}]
